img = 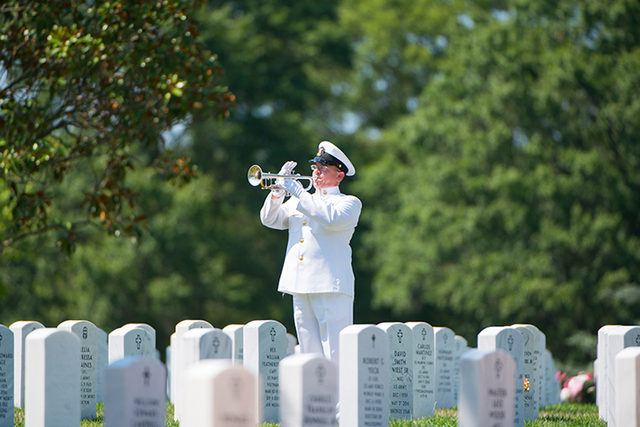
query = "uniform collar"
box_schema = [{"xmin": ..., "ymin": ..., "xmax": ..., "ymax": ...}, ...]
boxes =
[{"xmin": 314, "ymin": 186, "xmax": 340, "ymax": 197}]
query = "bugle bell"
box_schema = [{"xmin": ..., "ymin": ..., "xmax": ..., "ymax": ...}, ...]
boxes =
[{"xmin": 247, "ymin": 164, "xmax": 314, "ymax": 192}]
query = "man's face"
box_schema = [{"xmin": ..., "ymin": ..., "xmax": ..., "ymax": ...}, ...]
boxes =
[{"xmin": 311, "ymin": 162, "xmax": 345, "ymax": 189}]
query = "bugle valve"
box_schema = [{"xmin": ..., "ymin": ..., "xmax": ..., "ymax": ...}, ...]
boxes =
[{"xmin": 247, "ymin": 164, "xmax": 315, "ymax": 192}]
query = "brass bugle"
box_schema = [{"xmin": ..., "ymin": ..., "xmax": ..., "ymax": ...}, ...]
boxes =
[{"xmin": 247, "ymin": 164, "xmax": 314, "ymax": 191}]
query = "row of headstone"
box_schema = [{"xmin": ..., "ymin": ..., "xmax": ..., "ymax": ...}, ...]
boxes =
[
  {"xmin": 595, "ymin": 324, "xmax": 640, "ymax": 427},
  {"xmin": 4, "ymin": 317, "xmax": 564, "ymax": 427},
  {"xmin": 2, "ymin": 318, "xmax": 456, "ymax": 426},
  {"xmin": 477, "ymin": 324, "xmax": 561, "ymax": 427},
  {"xmin": 14, "ymin": 325, "xmax": 168, "ymax": 427},
  {"xmin": 168, "ymin": 319, "xmax": 299, "ymax": 424},
  {"xmin": 177, "ymin": 322, "xmax": 552, "ymax": 427},
  {"xmin": 8, "ymin": 317, "xmax": 288, "ymax": 427},
  {"xmin": 0, "ymin": 319, "xmax": 161, "ymax": 427},
  {"xmin": 341, "ymin": 323, "xmax": 469, "ymax": 425},
  {"xmin": 175, "ymin": 321, "xmax": 440, "ymax": 426}
]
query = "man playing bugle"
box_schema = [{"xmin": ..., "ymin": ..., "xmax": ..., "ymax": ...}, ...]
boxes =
[{"xmin": 259, "ymin": 141, "xmax": 361, "ymax": 366}]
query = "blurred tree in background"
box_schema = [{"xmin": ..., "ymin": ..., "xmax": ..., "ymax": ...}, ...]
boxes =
[
  {"xmin": 0, "ymin": 0, "xmax": 233, "ymax": 257},
  {"xmin": 2, "ymin": 0, "xmax": 639, "ymax": 372},
  {"xmin": 353, "ymin": 0, "xmax": 640, "ymax": 370}
]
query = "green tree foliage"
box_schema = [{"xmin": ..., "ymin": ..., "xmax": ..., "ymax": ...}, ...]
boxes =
[
  {"xmin": 0, "ymin": 0, "xmax": 357, "ymax": 351},
  {"xmin": 355, "ymin": 0, "xmax": 640, "ymax": 367},
  {"xmin": 0, "ymin": 0, "xmax": 233, "ymax": 257}
]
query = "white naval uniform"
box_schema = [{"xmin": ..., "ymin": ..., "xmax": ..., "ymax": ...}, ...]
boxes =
[{"xmin": 260, "ymin": 185, "xmax": 362, "ymax": 364}]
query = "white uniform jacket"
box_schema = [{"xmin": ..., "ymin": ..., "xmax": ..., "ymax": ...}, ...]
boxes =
[{"xmin": 260, "ymin": 186, "xmax": 362, "ymax": 298}]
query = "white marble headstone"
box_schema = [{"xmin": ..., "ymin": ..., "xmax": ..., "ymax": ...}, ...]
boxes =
[
  {"xmin": 0, "ymin": 325, "xmax": 14, "ymax": 427},
  {"xmin": 615, "ymin": 346, "xmax": 640, "ymax": 427},
  {"xmin": 511, "ymin": 324, "xmax": 540, "ymax": 420},
  {"xmin": 166, "ymin": 345, "xmax": 171, "ymax": 400},
  {"xmin": 183, "ymin": 360, "xmax": 259, "ymax": 427},
  {"xmin": 104, "ymin": 356, "xmax": 166, "ymax": 427},
  {"xmin": 606, "ymin": 325, "xmax": 640, "ymax": 426},
  {"xmin": 536, "ymin": 328, "xmax": 546, "ymax": 408},
  {"xmin": 454, "ymin": 335, "xmax": 469, "ymax": 405},
  {"xmin": 405, "ymin": 322, "xmax": 435, "ymax": 418},
  {"xmin": 25, "ymin": 328, "xmax": 81, "ymax": 427},
  {"xmin": 478, "ymin": 326, "xmax": 525, "ymax": 427},
  {"xmin": 121, "ymin": 323, "xmax": 156, "ymax": 349},
  {"xmin": 171, "ymin": 319, "xmax": 213, "ymax": 421},
  {"xmin": 243, "ymin": 320, "xmax": 287, "ymax": 423},
  {"xmin": 183, "ymin": 328, "xmax": 232, "ymax": 365},
  {"xmin": 97, "ymin": 328, "xmax": 107, "ymax": 403},
  {"xmin": 280, "ymin": 353, "xmax": 337, "ymax": 427},
  {"xmin": 58, "ymin": 320, "xmax": 99, "ymax": 420},
  {"xmin": 170, "ymin": 334, "xmax": 176, "ymax": 402},
  {"xmin": 339, "ymin": 324, "xmax": 390, "ymax": 427},
  {"xmin": 544, "ymin": 349, "xmax": 560, "ymax": 405},
  {"xmin": 597, "ymin": 324, "xmax": 619, "ymax": 420},
  {"xmin": 108, "ymin": 327, "xmax": 155, "ymax": 364},
  {"xmin": 9, "ymin": 320, "xmax": 44, "ymax": 408},
  {"xmin": 513, "ymin": 325, "xmax": 545, "ymax": 410},
  {"xmin": 177, "ymin": 328, "xmax": 233, "ymax": 419},
  {"xmin": 378, "ymin": 322, "xmax": 413, "ymax": 419},
  {"xmin": 433, "ymin": 327, "xmax": 455, "ymax": 409},
  {"xmin": 458, "ymin": 349, "xmax": 516, "ymax": 427},
  {"xmin": 223, "ymin": 324, "xmax": 244, "ymax": 363}
]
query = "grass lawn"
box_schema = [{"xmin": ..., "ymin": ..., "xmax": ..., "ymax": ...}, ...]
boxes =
[
  {"xmin": 14, "ymin": 402, "xmax": 605, "ymax": 426},
  {"xmin": 264, "ymin": 404, "xmax": 606, "ymax": 426}
]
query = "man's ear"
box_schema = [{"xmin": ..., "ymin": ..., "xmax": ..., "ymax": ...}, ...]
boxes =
[{"xmin": 336, "ymin": 171, "xmax": 345, "ymax": 183}]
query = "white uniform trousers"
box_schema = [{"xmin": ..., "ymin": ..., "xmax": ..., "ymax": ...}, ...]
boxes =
[{"xmin": 292, "ymin": 292, "xmax": 353, "ymax": 366}]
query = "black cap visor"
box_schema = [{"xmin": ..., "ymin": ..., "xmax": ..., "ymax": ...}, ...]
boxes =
[{"xmin": 309, "ymin": 153, "xmax": 349, "ymax": 174}]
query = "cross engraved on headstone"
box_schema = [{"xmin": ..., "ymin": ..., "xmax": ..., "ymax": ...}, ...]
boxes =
[
  {"xmin": 316, "ymin": 364, "xmax": 327, "ymax": 385},
  {"xmin": 397, "ymin": 330, "xmax": 403, "ymax": 343},
  {"xmin": 270, "ymin": 327, "xmax": 276, "ymax": 342},
  {"xmin": 636, "ymin": 334, "xmax": 640, "ymax": 346},
  {"xmin": 508, "ymin": 335, "xmax": 514, "ymax": 351},
  {"xmin": 372, "ymin": 333, "xmax": 376, "ymax": 348},
  {"xmin": 422, "ymin": 328, "xmax": 427, "ymax": 341},
  {"xmin": 135, "ymin": 334, "xmax": 142, "ymax": 350},
  {"xmin": 495, "ymin": 358, "xmax": 503, "ymax": 379},
  {"xmin": 82, "ymin": 326, "xmax": 88, "ymax": 339},
  {"xmin": 213, "ymin": 336, "xmax": 220, "ymax": 354},
  {"xmin": 143, "ymin": 366, "xmax": 151, "ymax": 387},
  {"xmin": 443, "ymin": 332, "xmax": 448, "ymax": 344}
]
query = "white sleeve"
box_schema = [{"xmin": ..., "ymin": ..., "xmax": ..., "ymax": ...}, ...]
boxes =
[
  {"xmin": 293, "ymin": 192, "xmax": 362, "ymax": 230},
  {"xmin": 260, "ymin": 194, "xmax": 292, "ymax": 230}
]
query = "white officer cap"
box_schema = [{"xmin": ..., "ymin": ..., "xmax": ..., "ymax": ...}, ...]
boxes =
[{"xmin": 308, "ymin": 141, "xmax": 356, "ymax": 176}]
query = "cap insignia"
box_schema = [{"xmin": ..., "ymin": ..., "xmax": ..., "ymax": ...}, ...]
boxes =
[{"xmin": 317, "ymin": 147, "xmax": 325, "ymax": 156}]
